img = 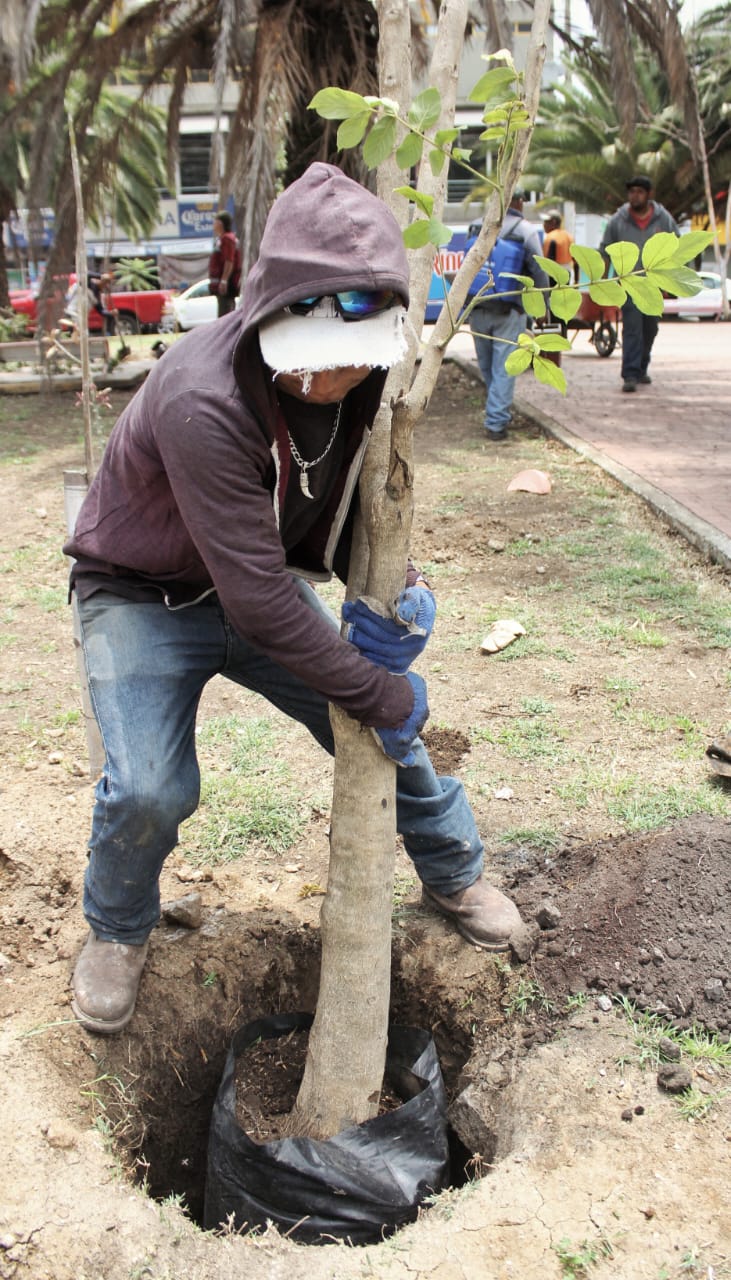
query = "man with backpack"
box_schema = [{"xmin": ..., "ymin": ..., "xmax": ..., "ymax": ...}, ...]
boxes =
[{"xmin": 466, "ymin": 190, "xmax": 548, "ymax": 441}]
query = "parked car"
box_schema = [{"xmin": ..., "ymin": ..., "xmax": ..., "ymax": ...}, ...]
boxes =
[
  {"xmin": 10, "ymin": 281, "xmax": 174, "ymax": 335},
  {"xmin": 159, "ymin": 279, "xmax": 220, "ymax": 332},
  {"xmin": 663, "ymin": 270, "xmax": 725, "ymax": 320}
]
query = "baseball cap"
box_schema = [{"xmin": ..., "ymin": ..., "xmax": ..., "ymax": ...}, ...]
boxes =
[
  {"xmin": 259, "ymin": 291, "xmax": 408, "ymax": 374},
  {"xmin": 541, "ymin": 208, "xmax": 562, "ymax": 221},
  {"xmin": 511, "ymin": 188, "xmax": 527, "ymax": 201},
  {"xmin": 626, "ymin": 175, "xmax": 652, "ymax": 192}
]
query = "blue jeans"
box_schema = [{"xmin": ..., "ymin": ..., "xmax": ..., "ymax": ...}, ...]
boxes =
[
  {"xmin": 621, "ymin": 297, "xmax": 659, "ymax": 382},
  {"xmin": 77, "ymin": 587, "xmax": 484, "ymax": 943},
  {"xmin": 470, "ymin": 304, "xmax": 526, "ymax": 433}
]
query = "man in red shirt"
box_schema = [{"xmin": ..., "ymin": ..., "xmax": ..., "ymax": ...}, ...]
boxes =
[{"xmin": 209, "ymin": 210, "xmax": 242, "ymax": 317}]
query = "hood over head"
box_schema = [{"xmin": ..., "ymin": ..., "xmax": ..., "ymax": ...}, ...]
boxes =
[{"xmin": 239, "ymin": 163, "xmax": 410, "ymax": 376}]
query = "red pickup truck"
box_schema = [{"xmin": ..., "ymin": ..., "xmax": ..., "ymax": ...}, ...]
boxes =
[{"xmin": 9, "ymin": 284, "xmax": 174, "ymax": 335}]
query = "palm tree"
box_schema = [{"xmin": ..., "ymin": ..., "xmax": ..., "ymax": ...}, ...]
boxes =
[{"xmin": 521, "ymin": 46, "xmax": 727, "ymax": 222}]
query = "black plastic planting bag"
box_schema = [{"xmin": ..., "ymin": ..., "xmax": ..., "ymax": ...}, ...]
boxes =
[{"xmin": 204, "ymin": 1011, "xmax": 449, "ymax": 1244}]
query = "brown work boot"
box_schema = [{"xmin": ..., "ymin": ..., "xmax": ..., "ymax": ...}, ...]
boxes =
[
  {"xmin": 71, "ymin": 932, "xmax": 150, "ymax": 1034},
  {"xmin": 421, "ymin": 877, "xmax": 523, "ymax": 950}
]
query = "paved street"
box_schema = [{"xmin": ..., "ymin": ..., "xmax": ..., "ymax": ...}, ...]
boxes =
[{"xmin": 447, "ymin": 318, "xmax": 731, "ymax": 569}]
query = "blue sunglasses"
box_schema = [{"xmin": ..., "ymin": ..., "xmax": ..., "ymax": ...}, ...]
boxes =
[{"xmin": 286, "ymin": 289, "xmax": 399, "ymax": 321}]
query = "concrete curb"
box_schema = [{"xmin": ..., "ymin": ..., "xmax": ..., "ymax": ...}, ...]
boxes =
[{"xmin": 447, "ymin": 353, "xmax": 731, "ymax": 573}]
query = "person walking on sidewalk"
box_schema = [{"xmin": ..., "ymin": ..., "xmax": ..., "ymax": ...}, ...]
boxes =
[
  {"xmin": 541, "ymin": 210, "xmax": 576, "ymax": 274},
  {"xmin": 468, "ymin": 190, "xmax": 548, "ymax": 442},
  {"xmin": 600, "ymin": 176, "xmax": 679, "ymax": 393}
]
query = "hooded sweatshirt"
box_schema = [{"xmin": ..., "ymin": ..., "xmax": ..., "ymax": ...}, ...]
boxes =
[{"xmin": 64, "ymin": 163, "xmax": 414, "ymax": 731}]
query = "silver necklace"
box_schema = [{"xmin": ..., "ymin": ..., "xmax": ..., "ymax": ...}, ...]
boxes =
[{"xmin": 287, "ymin": 401, "xmax": 342, "ymax": 499}]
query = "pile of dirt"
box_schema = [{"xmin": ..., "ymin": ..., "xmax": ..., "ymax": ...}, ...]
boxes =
[{"xmin": 512, "ymin": 814, "xmax": 731, "ymax": 1033}]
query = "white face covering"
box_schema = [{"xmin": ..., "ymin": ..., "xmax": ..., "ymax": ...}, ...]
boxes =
[{"xmin": 259, "ymin": 297, "xmax": 409, "ymax": 378}]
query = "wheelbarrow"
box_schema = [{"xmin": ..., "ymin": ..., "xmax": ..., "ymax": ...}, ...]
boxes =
[{"xmin": 566, "ymin": 294, "xmax": 621, "ymax": 357}]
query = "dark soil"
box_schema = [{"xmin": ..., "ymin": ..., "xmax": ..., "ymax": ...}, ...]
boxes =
[{"xmin": 512, "ymin": 813, "xmax": 731, "ymax": 1033}]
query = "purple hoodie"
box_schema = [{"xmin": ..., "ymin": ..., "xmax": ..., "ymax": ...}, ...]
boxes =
[{"xmin": 64, "ymin": 164, "xmax": 414, "ymax": 730}]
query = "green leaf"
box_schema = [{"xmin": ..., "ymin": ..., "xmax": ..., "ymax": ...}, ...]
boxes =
[
  {"xmin": 469, "ymin": 67, "xmax": 518, "ymax": 103},
  {"xmin": 402, "ymin": 219, "xmax": 433, "ymax": 249},
  {"xmin": 645, "ymin": 266, "xmax": 703, "ymax": 297},
  {"xmin": 407, "ymin": 88, "xmax": 442, "ymax": 132},
  {"xmin": 534, "ymin": 255, "xmax": 570, "ymax": 285},
  {"xmin": 548, "ymin": 286, "xmax": 582, "ymax": 322},
  {"xmin": 641, "ymin": 232, "xmax": 682, "ymax": 270},
  {"xmin": 671, "ymin": 230, "xmax": 714, "ymax": 264},
  {"xmin": 588, "ymin": 279, "xmax": 626, "ymax": 306},
  {"xmin": 434, "ymin": 128, "xmax": 459, "ymax": 147},
  {"xmin": 309, "ymin": 88, "xmax": 370, "ymax": 120},
  {"xmin": 429, "ymin": 149, "xmax": 446, "ymax": 177},
  {"xmin": 522, "ymin": 287, "xmax": 547, "ymax": 319},
  {"xmin": 480, "ymin": 126, "xmax": 510, "ymax": 142},
  {"xmin": 532, "ymin": 356, "xmax": 567, "ymax": 393},
  {"xmin": 571, "ymin": 245, "xmax": 605, "ymax": 282},
  {"xmin": 505, "ymin": 348, "xmax": 533, "ymax": 375},
  {"xmin": 394, "ymin": 186, "xmax": 434, "ymax": 216},
  {"xmin": 535, "ymin": 332, "xmax": 571, "ymax": 352},
  {"xmin": 362, "ymin": 115, "xmax": 397, "ymax": 168},
  {"xmin": 624, "ymin": 276, "xmax": 665, "ymax": 315},
  {"xmin": 396, "ymin": 131, "xmax": 424, "ymax": 169},
  {"xmin": 605, "ymin": 241, "xmax": 639, "ymax": 277},
  {"xmin": 337, "ymin": 112, "xmax": 371, "ymax": 150},
  {"xmin": 403, "ymin": 217, "xmax": 452, "ymax": 250}
]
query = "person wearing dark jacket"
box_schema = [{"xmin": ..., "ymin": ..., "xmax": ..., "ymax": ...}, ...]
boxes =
[
  {"xmin": 65, "ymin": 162, "xmax": 523, "ymax": 1035},
  {"xmin": 599, "ymin": 176, "xmax": 680, "ymax": 392}
]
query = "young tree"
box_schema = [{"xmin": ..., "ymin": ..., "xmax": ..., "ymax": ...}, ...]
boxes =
[
  {"xmin": 287, "ymin": 0, "xmax": 554, "ymax": 1140},
  {"xmin": 286, "ymin": 0, "xmax": 712, "ymax": 1140}
]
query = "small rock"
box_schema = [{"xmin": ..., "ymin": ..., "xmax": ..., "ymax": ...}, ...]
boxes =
[
  {"xmin": 704, "ymin": 978, "xmax": 724, "ymax": 1003},
  {"xmin": 42, "ymin": 1121, "xmax": 78, "ymax": 1151},
  {"xmin": 487, "ymin": 539, "xmax": 505, "ymax": 552},
  {"xmin": 47, "ymin": 751, "xmax": 64, "ymax": 765},
  {"xmin": 161, "ymin": 892, "xmax": 203, "ymax": 930},
  {"xmin": 665, "ymin": 938, "xmax": 683, "ymax": 959},
  {"xmin": 621, "ymin": 1108, "xmax": 634, "ymax": 1122},
  {"xmin": 493, "ymin": 786, "xmax": 514, "ymax": 801},
  {"xmin": 657, "ymin": 1062, "xmax": 692, "ymax": 1094},
  {"xmin": 596, "ymin": 995, "xmax": 613, "ymax": 1012},
  {"xmin": 659, "ymin": 1036, "xmax": 681, "ymax": 1062},
  {"xmin": 0, "ymin": 953, "xmax": 11, "ymax": 972},
  {"xmin": 0, "ymin": 1234, "xmax": 17, "ymax": 1250},
  {"xmin": 536, "ymin": 901, "xmax": 561, "ymax": 930},
  {"xmin": 509, "ymin": 920, "xmax": 540, "ymax": 962},
  {"xmin": 651, "ymin": 946, "xmax": 665, "ymax": 964},
  {"xmin": 638, "ymin": 948, "xmax": 651, "ymax": 965}
]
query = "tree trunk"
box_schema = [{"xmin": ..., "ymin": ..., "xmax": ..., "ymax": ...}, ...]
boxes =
[{"xmin": 288, "ymin": 0, "xmax": 550, "ymax": 1141}]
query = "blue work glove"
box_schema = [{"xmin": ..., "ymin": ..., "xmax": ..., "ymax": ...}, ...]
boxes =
[
  {"xmin": 372, "ymin": 672, "xmax": 429, "ymax": 768},
  {"xmin": 342, "ymin": 587, "xmax": 436, "ymax": 674}
]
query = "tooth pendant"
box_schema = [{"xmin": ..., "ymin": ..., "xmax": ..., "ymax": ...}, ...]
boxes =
[{"xmin": 300, "ymin": 469, "xmax": 313, "ymax": 499}]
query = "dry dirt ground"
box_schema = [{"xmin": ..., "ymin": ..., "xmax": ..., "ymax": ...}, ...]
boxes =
[{"xmin": 1, "ymin": 359, "xmax": 730, "ymax": 1280}]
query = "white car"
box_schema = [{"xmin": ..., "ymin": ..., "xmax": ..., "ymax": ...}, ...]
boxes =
[
  {"xmin": 159, "ymin": 279, "xmax": 221, "ymax": 332},
  {"xmin": 663, "ymin": 270, "xmax": 725, "ymax": 320}
]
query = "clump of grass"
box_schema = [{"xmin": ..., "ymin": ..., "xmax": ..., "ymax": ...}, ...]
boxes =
[{"xmin": 183, "ymin": 715, "xmax": 308, "ymax": 863}]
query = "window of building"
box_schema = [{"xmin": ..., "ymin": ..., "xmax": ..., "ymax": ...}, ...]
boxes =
[
  {"xmin": 447, "ymin": 128, "xmax": 484, "ymax": 203},
  {"xmin": 179, "ymin": 133, "xmax": 214, "ymax": 194}
]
